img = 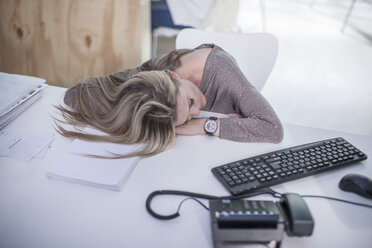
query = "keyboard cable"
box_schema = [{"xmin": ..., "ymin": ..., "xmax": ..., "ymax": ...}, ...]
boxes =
[{"xmin": 268, "ymin": 188, "xmax": 372, "ymax": 209}]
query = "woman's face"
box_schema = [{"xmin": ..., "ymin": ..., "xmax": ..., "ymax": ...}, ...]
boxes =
[{"xmin": 174, "ymin": 77, "xmax": 206, "ymax": 127}]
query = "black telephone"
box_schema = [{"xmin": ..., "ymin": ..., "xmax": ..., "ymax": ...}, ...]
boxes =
[
  {"xmin": 146, "ymin": 191, "xmax": 314, "ymax": 248},
  {"xmin": 209, "ymin": 193, "xmax": 314, "ymax": 247}
]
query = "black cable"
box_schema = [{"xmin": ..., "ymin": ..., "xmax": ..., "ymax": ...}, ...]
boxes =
[
  {"xmin": 176, "ymin": 197, "xmax": 210, "ymax": 213},
  {"xmin": 266, "ymin": 187, "xmax": 283, "ymax": 198},
  {"xmin": 146, "ymin": 190, "xmax": 218, "ymax": 220},
  {"xmin": 145, "ymin": 188, "xmax": 276, "ymax": 220},
  {"xmin": 301, "ymin": 195, "xmax": 372, "ymax": 209},
  {"xmin": 268, "ymin": 187, "xmax": 372, "ymax": 209},
  {"xmin": 174, "ymin": 189, "xmax": 278, "ymax": 215}
]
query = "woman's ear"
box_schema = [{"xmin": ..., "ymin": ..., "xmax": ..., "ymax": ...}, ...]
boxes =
[{"xmin": 169, "ymin": 71, "xmax": 181, "ymax": 79}]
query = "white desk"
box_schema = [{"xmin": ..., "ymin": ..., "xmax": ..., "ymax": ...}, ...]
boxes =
[{"xmin": 0, "ymin": 86, "xmax": 371, "ymax": 248}]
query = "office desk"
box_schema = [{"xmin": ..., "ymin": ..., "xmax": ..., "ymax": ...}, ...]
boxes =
[{"xmin": 0, "ymin": 86, "xmax": 371, "ymax": 248}]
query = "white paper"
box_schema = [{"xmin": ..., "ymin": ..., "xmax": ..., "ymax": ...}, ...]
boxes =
[
  {"xmin": 0, "ymin": 129, "xmax": 54, "ymax": 161},
  {"xmin": 47, "ymin": 128, "xmax": 142, "ymax": 191},
  {"xmin": 193, "ymin": 110, "xmax": 229, "ymax": 119},
  {"xmin": 34, "ymin": 145, "xmax": 51, "ymax": 159},
  {"xmin": 0, "ymin": 129, "xmax": 22, "ymax": 150}
]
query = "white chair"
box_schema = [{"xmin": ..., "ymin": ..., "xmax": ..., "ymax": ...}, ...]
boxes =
[{"xmin": 176, "ymin": 28, "xmax": 278, "ymax": 92}]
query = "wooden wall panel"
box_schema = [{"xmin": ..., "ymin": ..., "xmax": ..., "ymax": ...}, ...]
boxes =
[{"xmin": 0, "ymin": 0, "xmax": 150, "ymax": 87}]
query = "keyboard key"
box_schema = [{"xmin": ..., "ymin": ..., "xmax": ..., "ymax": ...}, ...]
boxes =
[
  {"xmin": 248, "ymin": 176, "xmax": 255, "ymax": 181},
  {"xmin": 217, "ymin": 168, "xmax": 225, "ymax": 175},
  {"xmin": 268, "ymin": 161, "xmax": 281, "ymax": 169},
  {"xmin": 223, "ymin": 174, "xmax": 232, "ymax": 181}
]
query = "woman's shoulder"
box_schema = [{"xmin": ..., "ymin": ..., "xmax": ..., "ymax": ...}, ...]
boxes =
[
  {"xmin": 204, "ymin": 44, "xmax": 243, "ymax": 80},
  {"xmin": 142, "ymin": 44, "xmax": 215, "ymax": 71},
  {"xmin": 201, "ymin": 44, "xmax": 253, "ymax": 93},
  {"xmin": 194, "ymin": 43, "xmax": 214, "ymax": 50},
  {"xmin": 206, "ymin": 44, "xmax": 237, "ymax": 66}
]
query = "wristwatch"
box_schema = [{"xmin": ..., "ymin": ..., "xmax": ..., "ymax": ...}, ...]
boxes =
[{"xmin": 204, "ymin": 117, "xmax": 218, "ymax": 136}]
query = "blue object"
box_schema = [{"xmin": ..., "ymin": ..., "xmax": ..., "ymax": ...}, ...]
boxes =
[{"xmin": 151, "ymin": 0, "xmax": 191, "ymax": 31}]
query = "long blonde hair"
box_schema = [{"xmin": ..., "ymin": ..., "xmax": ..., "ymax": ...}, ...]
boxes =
[{"xmin": 55, "ymin": 70, "xmax": 179, "ymax": 158}]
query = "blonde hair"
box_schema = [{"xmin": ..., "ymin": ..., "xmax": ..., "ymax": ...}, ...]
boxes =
[{"xmin": 55, "ymin": 70, "xmax": 179, "ymax": 158}]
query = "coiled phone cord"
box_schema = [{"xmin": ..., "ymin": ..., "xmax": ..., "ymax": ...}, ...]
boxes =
[
  {"xmin": 146, "ymin": 188, "xmax": 372, "ymax": 220},
  {"xmin": 145, "ymin": 188, "xmax": 277, "ymax": 220}
]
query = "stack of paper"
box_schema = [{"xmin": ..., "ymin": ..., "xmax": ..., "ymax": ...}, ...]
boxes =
[
  {"xmin": 0, "ymin": 72, "xmax": 47, "ymax": 129},
  {"xmin": 47, "ymin": 128, "xmax": 142, "ymax": 191}
]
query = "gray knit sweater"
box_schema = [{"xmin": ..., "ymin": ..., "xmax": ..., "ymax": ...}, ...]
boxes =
[{"xmin": 198, "ymin": 44, "xmax": 283, "ymax": 143}]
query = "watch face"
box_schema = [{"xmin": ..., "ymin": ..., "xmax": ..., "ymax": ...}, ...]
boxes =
[{"xmin": 205, "ymin": 119, "xmax": 217, "ymax": 133}]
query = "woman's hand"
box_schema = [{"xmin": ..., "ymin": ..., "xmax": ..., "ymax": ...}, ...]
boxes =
[
  {"xmin": 175, "ymin": 118, "xmax": 220, "ymax": 137},
  {"xmin": 175, "ymin": 118, "xmax": 205, "ymax": 136}
]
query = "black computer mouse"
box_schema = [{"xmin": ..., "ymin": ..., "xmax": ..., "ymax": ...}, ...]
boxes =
[{"xmin": 338, "ymin": 173, "xmax": 372, "ymax": 199}]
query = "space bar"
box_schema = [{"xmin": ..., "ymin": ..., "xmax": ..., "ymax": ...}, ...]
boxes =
[{"xmin": 290, "ymin": 141, "xmax": 324, "ymax": 152}]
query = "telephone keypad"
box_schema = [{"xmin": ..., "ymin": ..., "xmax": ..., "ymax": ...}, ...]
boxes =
[{"xmin": 214, "ymin": 199, "xmax": 279, "ymax": 219}]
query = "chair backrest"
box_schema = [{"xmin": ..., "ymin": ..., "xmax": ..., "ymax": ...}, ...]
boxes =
[{"xmin": 175, "ymin": 29, "xmax": 278, "ymax": 91}]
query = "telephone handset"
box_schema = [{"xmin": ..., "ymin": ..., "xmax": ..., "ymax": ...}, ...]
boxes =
[
  {"xmin": 279, "ymin": 193, "xmax": 314, "ymax": 236},
  {"xmin": 209, "ymin": 193, "xmax": 314, "ymax": 247}
]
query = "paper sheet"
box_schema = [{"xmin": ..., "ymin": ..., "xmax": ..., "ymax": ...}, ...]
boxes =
[
  {"xmin": 193, "ymin": 110, "xmax": 229, "ymax": 119},
  {"xmin": 0, "ymin": 129, "xmax": 54, "ymax": 161}
]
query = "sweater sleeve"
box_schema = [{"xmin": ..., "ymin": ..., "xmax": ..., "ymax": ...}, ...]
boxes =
[
  {"xmin": 219, "ymin": 85, "xmax": 283, "ymax": 143},
  {"xmin": 200, "ymin": 45, "xmax": 283, "ymax": 143}
]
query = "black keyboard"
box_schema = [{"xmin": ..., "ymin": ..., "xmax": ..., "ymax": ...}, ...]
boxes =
[{"xmin": 212, "ymin": 137, "xmax": 367, "ymax": 195}]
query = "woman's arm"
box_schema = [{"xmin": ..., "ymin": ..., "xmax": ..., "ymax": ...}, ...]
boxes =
[
  {"xmin": 197, "ymin": 44, "xmax": 283, "ymax": 143},
  {"xmin": 175, "ymin": 118, "xmax": 221, "ymax": 137},
  {"xmin": 175, "ymin": 86, "xmax": 283, "ymax": 143},
  {"xmin": 219, "ymin": 86, "xmax": 283, "ymax": 143}
]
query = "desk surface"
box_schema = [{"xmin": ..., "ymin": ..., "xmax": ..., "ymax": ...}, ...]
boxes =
[{"xmin": 0, "ymin": 86, "xmax": 371, "ymax": 248}]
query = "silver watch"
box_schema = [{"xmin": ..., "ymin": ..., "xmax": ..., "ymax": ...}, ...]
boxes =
[{"xmin": 204, "ymin": 117, "xmax": 218, "ymax": 136}]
